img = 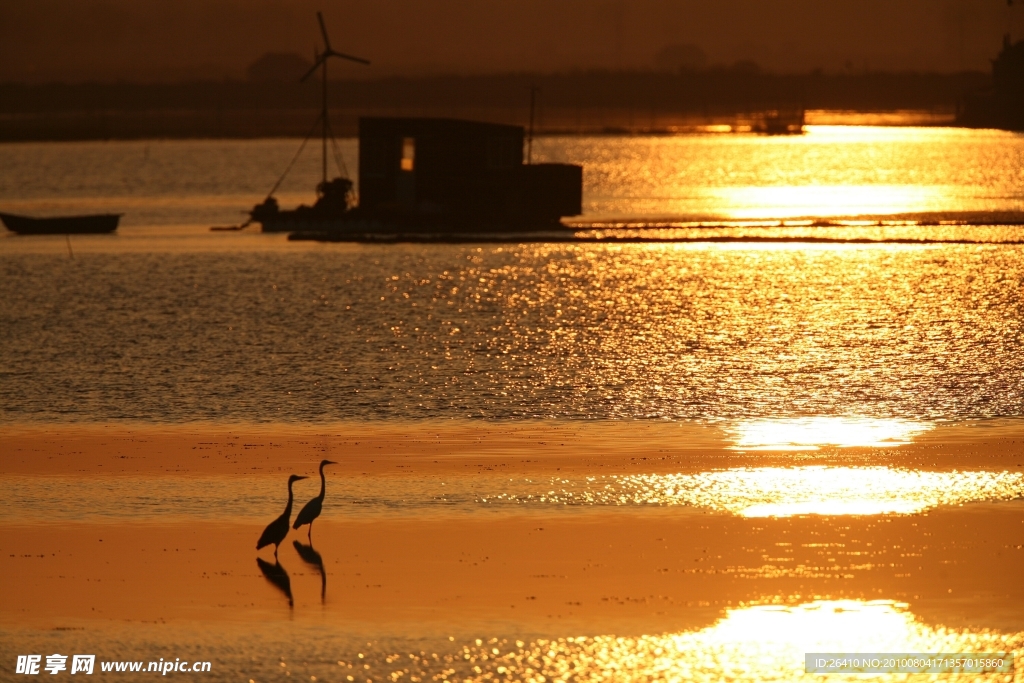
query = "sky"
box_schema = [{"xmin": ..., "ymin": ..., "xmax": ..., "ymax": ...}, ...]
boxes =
[{"xmin": 1, "ymin": 0, "xmax": 1022, "ymax": 83}]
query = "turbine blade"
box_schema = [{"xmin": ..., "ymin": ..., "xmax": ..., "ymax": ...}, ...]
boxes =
[
  {"xmin": 326, "ymin": 49, "xmax": 371, "ymax": 65},
  {"xmin": 299, "ymin": 57, "xmax": 325, "ymax": 83},
  {"xmin": 317, "ymin": 11, "xmax": 332, "ymax": 51}
]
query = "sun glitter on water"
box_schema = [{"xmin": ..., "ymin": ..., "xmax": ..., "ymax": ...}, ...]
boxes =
[
  {"xmin": 424, "ymin": 600, "xmax": 1023, "ymax": 683},
  {"xmin": 489, "ymin": 466, "xmax": 1024, "ymax": 517},
  {"xmin": 729, "ymin": 417, "xmax": 932, "ymax": 450},
  {"xmin": 717, "ymin": 184, "xmax": 946, "ymax": 220}
]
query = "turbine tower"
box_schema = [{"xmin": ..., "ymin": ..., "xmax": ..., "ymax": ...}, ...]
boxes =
[{"xmin": 300, "ymin": 12, "xmax": 370, "ymax": 192}]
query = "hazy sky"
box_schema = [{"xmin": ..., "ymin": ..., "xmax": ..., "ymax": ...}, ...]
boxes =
[{"xmin": 2, "ymin": 0, "xmax": 1022, "ymax": 83}]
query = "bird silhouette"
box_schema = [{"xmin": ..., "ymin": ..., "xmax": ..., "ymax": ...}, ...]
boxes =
[
  {"xmin": 257, "ymin": 474, "xmax": 308, "ymax": 558},
  {"xmin": 293, "ymin": 459, "xmax": 337, "ymax": 542}
]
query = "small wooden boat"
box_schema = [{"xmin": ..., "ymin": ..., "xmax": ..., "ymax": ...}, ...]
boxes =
[{"xmin": 0, "ymin": 211, "xmax": 121, "ymax": 235}]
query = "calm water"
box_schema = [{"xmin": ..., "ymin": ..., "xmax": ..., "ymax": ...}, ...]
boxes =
[
  {"xmin": 4, "ymin": 130, "xmax": 1024, "ymax": 683},
  {"xmin": 2, "ymin": 127, "xmax": 1023, "ymax": 224},
  {"xmin": 7, "ymin": 606, "xmax": 1022, "ymax": 682},
  {"xmin": 2, "ymin": 243, "xmax": 1023, "ymax": 422},
  {"xmin": 2, "ymin": 128, "xmax": 1024, "ymax": 424}
]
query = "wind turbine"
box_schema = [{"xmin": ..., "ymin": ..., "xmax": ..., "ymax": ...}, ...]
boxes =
[{"xmin": 300, "ymin": 12, "xmax": 370, "ymax": 192}]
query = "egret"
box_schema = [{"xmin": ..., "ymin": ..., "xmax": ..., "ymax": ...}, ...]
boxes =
[
  {"xmin": 257, "ymin": 474, "xmax": 308, "ymax": 558},
  {"xmin": 293, "ymin": 459, "xmax": 337, "ymax": 541}
]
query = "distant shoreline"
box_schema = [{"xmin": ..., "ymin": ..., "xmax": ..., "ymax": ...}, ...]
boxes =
[
  {"xmin": 0, "ymin": 70, "xmax": 983, "ymax": 142},
  {"xmin": 0, "ymin": 109, "xmax": 963, "ymax": 144}
]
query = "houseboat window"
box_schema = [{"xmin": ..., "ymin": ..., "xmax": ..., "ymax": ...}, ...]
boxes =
[{"xmin": 401, "ymin": 137, "xmax": 415, "ymax": 171}]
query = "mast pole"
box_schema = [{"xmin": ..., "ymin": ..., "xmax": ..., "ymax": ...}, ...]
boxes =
[
  {"xmin": 527, "ymin": 85, "xmax": 538, "ymax": 165},
  {"xmin": 299, "ymin": 12, "xmax": 369, "ymax": 191},
  {"xmin": 322, "ymin": 54, "xmax": 328, "ymax": 190}
]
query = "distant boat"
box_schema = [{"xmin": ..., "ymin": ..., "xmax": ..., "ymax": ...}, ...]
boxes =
[
  {"xmin": 758, "ymin": 108, "xmax": 805, "ymax": 135},
  {"xmin": 0, "ymin": 212, "xmax": 120, "ymax": 235}
]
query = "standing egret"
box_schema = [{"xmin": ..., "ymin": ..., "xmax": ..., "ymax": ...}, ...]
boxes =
[
  {"xmin": 293, "ymin": 460, "xmax": 337, "ymax": 541},
  {"xmin": 257, "ymin": 474, "xmax": 308, "ymax": 558}
]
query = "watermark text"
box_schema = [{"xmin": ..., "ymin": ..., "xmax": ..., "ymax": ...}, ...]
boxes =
[{"xmin": 16, "ymin": 655, "xmax": 211, "ymax": 675}]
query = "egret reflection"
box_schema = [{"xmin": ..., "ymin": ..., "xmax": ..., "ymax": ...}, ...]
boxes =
[
  {"xmin": 730, "ymin": 417, "xmax": 931, "ymax": 450},
  {"xmin": 256, "ymin": 557, "xmax": 293, "ymax": 608},
  {"xmin": 293, "ymin": 540, "xmax": 327, "ymax": 603}
]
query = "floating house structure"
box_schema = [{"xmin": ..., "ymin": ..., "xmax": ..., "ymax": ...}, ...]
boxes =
[
  {"xmin": 246, "ymin": 13, "xmax": 583, "ymax": 237},
  {"xmin": 358, "ymin": 117, "xmax": 582, "ymax": 230},
  {"xmin": 252, "ymin": 117, "xmax": 583, "ymax": 234}
]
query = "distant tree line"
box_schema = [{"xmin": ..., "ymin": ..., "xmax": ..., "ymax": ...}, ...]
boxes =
[{"xmin": 0, "ymin": 70, "xmax": 990, "ymax": 141}]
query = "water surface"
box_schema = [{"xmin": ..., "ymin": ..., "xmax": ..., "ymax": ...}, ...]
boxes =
[
  {"xmin": 3, "ymin": 131, "xmax": 1024, "ymax": 682},
  {"xmin": 2, "ymin": 243, "xmax": 1023, "ymax": 422},
  {"xmin": 2, "ymin": 127, "xmax": 1023, "ymax": 224}
]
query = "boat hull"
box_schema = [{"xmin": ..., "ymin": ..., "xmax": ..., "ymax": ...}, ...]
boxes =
[{"xmin": 0, "ymin": 212, "xmax": 121, "ymax": 235}]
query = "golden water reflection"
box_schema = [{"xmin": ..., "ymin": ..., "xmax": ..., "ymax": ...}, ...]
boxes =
[
  {"xmin": 443, "ymin": 600, "xmax": 1023, "ymax": 683},
  {"xmin": 7, "ymin": 238, "xmax": 1024, "ymax": 421},
  {"xmin": 717, "ymin": 184, "xmax": 948, "ymax": 220},
  {"xmin": 501, "ymin": 467, "xmax": 1024, "ymax": 517},
  {"xmin": 5, "ymin": 465, "xmax": 1021, "ymax": 522},
  {"xmin": 571, "ymin": 125, "xmax": 1024, "ymax": 222},
  {"xmin": 730, "ymin": 417, "xmax": 932, "ymax": 450}
]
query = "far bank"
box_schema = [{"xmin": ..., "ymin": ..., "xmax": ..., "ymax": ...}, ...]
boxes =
[{"xmin": 0, "ymin": 70, "xmax": 983, "ymax": 142}]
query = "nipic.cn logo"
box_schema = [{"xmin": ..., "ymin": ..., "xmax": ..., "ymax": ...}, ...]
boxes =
[
  {"xmin": 15, "ymin": 654, "xmax": 211, "ymax": 675},
  {"xmin": 16, "ymin": 655, "xmax": 95, "ymax": 675}
]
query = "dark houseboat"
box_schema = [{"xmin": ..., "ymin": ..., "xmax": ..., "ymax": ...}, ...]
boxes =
[
  {"xmin": 0, "ymin": 212, "xmax": 121, "ymax": 235},
  {"xmin": 251, "ymin": 116, "xmax": 583, "ymax": 234},
  {"xmin": 244, "ymin": 13, "xmax": 581, "ymax": 237}
]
